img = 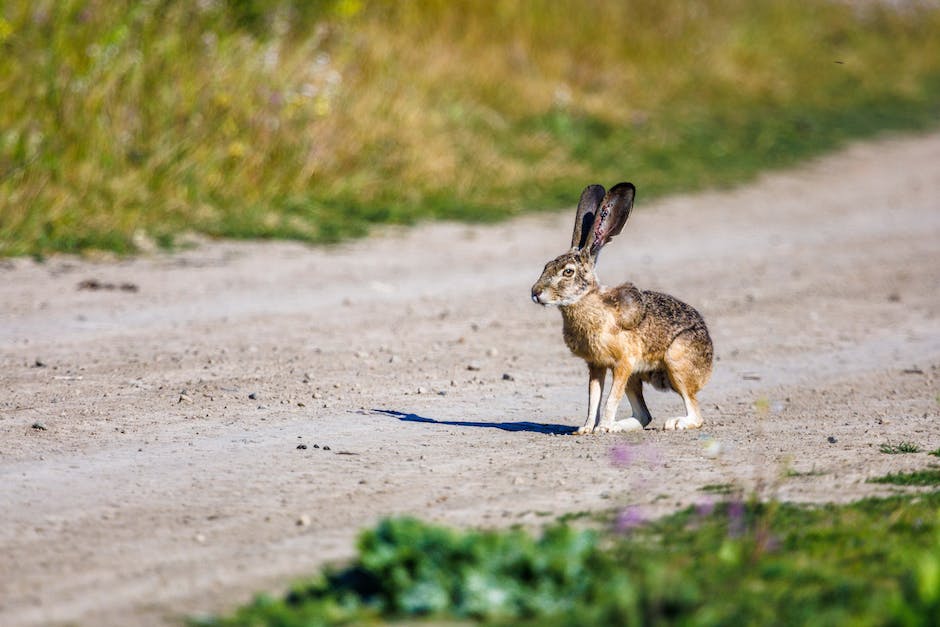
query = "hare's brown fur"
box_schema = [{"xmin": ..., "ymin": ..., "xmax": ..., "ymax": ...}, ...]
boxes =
[{"xmin": 531, "ymin": 182, "xmax": 713, "ymax": 433}]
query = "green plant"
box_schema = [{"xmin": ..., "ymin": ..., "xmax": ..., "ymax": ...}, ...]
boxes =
[
  {"xmin": 699, "ymin": 483, "xmax": 736, "ymax": 494},
  {"xmin": 784, "ymin": 466, "xmax": 825, "ymax": 478},
  {"xmin": 880, "ymin": 441, "xmax": 922, "ymax": 454},
  {"xmin": 869, "ymin": 469, "xmax": 940, "ymax": 486},
  {"xmin": 201, "ymin": 492, "xmax": 940, "ymax": 625}
]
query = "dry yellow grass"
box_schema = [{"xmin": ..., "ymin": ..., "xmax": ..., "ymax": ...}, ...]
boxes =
[{"xmin": 1, "ymin": 0, "xmax": 939, "ymax": 255}]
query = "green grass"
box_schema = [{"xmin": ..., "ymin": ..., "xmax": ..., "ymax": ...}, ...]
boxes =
[
  {"xmin": 881, "ymin": 441, "xmax": 923, "ymax": 455},
  {"xmin": 784, "ymin": 466, "xmax": 826, "ymax": 478},
  {"xmin": 699, "ymin": 483, "xmax": 736, "ymax": 495},
  {"xmin": 930, "ymin": 448, "xmax": 940, "ymax": 458},
  {"xmin": 200, "ymin": 492, "xmax": 940, "ymax": 626},
  {"xmin": 3, "ymin": 1, "xmax": 940, "ymax": 256},
  {"xmin": 869, "ymin": 468, "xmax": 940, "ymax": 487}
]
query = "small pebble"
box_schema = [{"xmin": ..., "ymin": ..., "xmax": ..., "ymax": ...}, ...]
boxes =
[
  {"xmin": 297, "ymin": 444, "xmax": 308, "ymax": 450},
  {"xmin": 502, "ymin": 373, "xmax": 515, "ymax": 381},
  {"xmin": 248, "ymin": 392, "xmax": 258, "ymax": 400},
  {"xmin": 31, "ymin": 422, "xmax": 46, "ymax": 431},
  {"xmin": 178, "ymin": 393, "xmax": 193, "ymax": 404},
  {"xmin": 33, "ymin": 358, "xmax": 46, "ymax": 368},
  {"xmin": 416, "ymin": 386, "xmax": 428, "ymax": 395},
  {"xmin": 467, "ymin": 363, "xmax": 481, "ymax": 371},
  {"xmin": 195, "ymin": 534, "xmax": 206, "ymax": 543},
  {"xmin": 827, "ymin": 436, "xmax": 837, "ymax": 444},
  {"xmin": 323, "ymin": 445, "xmax": 331, "ymax": 451},
  {"xmin": 296, "ymin": 515, "xmax": 311, "ymax": 527}
]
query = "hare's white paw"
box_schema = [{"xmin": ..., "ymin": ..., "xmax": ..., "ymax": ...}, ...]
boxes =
[
  {"xmin": 609, "ymin": 418, "xmax": 644, "ymax": 432},
  {"xmin": 575, "ymin": 425, "xmax": 595, "ymax": 435},
  {"xmin": 664, "ymin": 416, "xmax": 703, "ymax": 431}
]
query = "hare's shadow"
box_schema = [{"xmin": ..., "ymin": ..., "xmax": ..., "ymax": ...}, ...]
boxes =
[{"xmin": 373, "ymin": 409, "xmax": 576, "ymax": 436}]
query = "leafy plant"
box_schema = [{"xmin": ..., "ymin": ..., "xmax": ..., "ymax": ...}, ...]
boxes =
[{"xmin": 201, "ymin": 492, "xmax": 940, "ymax": 625}]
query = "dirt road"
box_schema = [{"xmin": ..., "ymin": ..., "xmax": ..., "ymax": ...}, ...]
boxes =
[{"xmin": 2, "ymin": 132, "xmax": 939, "ymax": 626}]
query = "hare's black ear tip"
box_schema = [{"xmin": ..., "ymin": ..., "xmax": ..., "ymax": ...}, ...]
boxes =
[{"xmin": 613, "ymin": 182, "xmax": 636, "ymax": 194}]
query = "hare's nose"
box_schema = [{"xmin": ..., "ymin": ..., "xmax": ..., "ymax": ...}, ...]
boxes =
[{"xmin": 531, "ymin": 288, "xmax": 543, "ymax": 304}]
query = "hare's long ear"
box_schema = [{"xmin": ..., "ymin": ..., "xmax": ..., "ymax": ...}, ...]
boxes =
[
  {"xmin": 586, "ymin": 182, "xmax": 636, "ymax": 259},
  {"xmin": 571, "ymin": 184, "xmax": 606, "ymax": 251}
]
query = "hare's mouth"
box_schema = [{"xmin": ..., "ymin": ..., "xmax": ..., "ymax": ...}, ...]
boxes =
[{"xmin": 531, "ymin": 291, "xmax": 550, "ymax": 306}]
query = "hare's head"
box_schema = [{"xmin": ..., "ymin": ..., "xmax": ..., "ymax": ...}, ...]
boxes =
[
  {"xmin": 531, "ymin": 248, "xmax": 596, "ymax": 306},
  {"xmin": 531, "ymin": 182, "xmax": 636, "ymax": 307}
]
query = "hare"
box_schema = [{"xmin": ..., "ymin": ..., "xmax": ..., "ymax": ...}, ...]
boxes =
[{"xmin": 531, "ymin": 182, "xmax": 713, "ymax": 433}]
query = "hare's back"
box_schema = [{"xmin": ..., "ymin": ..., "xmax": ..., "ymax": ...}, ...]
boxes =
[
  {"xmin": 641, "ymin": 290, "xmax": 707, "ymax": 329},
  {"xmin": 636, "ymin": 290, "xmax": 711, "ymax": 357}
]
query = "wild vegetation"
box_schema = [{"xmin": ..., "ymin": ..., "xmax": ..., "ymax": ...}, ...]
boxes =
[
  {"xmin": 201, "ymin": 490, "xmax": 940, "ymax": 625},
  {"xmin": 881, "ymin": 441, "xmax": 923, "ymax": 455},
  {"xmin": 870, "ymin": 469, "xmax": 940, "ymax": 487},
  {"xmin": 3, "ymin": 0, "xmax": 940, "ymax": 255}
]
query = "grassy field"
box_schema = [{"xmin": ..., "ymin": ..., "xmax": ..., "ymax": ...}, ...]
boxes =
[
  {"xmin": 2, "ymin": 0, "xmax": 940, "ymax": 256},
  {"xmin": 201, "ymin": 485, "xmax": 940, "ymax": 625}
]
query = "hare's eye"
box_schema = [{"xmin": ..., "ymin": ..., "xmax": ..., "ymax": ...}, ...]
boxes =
[{"xmin": 562, "ymin": 268, "xmax": 575, "ymax": 277}]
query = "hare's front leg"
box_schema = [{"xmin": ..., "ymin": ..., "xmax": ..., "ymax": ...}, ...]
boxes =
[
  {"xmin": 597, "ymin": 365, "xmax": 644, "ymax": 433},
  {"xmin": 575, "ymin": 364, "xmax": 606, "ymax": 435}
]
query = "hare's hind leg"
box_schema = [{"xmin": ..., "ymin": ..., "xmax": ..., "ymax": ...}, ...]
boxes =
[
  {"xmin": 624, "ymin": 373, "xmax": 652, "ymax": 427},
  {"xmin": 662, "ymin": 332, "xmax": 710, "ymax": 431},
  {"xmin": 664, "ymin": 393, "xmax": 704, "ymax": 431}
]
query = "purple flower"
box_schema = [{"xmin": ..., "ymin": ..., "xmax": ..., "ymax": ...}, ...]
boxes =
[
  {"xmin": 696, "ymin": 498, "xmax": 715, "ymax": 518},
  {"xmin": 609, "ymin": 443, "xmax": 664, "ymax": 470},
  {"xmin": 615, "ymin": 506, "xmax": 646, "ymax": 533},
  {"xmin": 610, "ymin": 444, "xmax": 633, "ymax": 467},
  {"xmin": 638, "ymin": 444, "xmax": 664, "ymax": 469}
]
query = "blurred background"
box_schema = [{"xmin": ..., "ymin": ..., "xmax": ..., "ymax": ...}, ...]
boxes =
[{"xmin": 1, "ymin": 0, "xmax": 938, "ymax": 257}]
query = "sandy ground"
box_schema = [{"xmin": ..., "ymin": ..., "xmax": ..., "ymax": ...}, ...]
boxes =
[{"xmin": 2, "ymin": 132, "xmax": 939, "ymax": 626}]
